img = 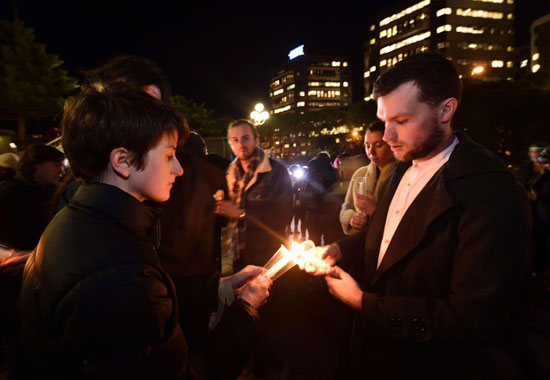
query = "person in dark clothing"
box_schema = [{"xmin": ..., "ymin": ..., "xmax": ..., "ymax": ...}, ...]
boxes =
[
  {"xmin": 17, "ymin": 88, "xmax": 271, "ymax": 379},
  {"xmin": 302, "ymin": 151, "xmax": 338, "ymax": 245},
  {"xmin": 0, "ymin": 144, "xmax": 65, "ymax": 251},
  {"xmin": 0, "ymin": 145, "xmax": 65, "ymax": 368},
  {"xmin": 302, "ymin": 52, "xmax": 531, "ymax": 379},
  {"xmin": 158, "ymin": 131, "xmax": 230, "ymax": 351}
]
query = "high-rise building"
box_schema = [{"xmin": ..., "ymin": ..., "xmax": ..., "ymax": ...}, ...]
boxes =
[
  {"xmin": 364, "ymin": 0, "xmax": 516, "ymax": 98},
  {"xmin": 269, "ymin": 45, "xmax": 352, "ymax": 115},
  {"xmin": 531, "ymin": 14, "xmax": 550, "ymax": 74}
]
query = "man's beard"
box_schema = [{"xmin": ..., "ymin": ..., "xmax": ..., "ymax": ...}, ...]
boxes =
[{"xmin": 401, "ymin": 113, "xmax": 444, "ymax": 161}]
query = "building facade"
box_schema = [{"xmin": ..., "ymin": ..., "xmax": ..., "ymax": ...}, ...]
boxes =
[
  {"xmin": 364, "ymin": 0, "xmax": 516, "ymax": 98},
  {"xmin": 269, "ymin": 46, "xmax": 353, "ymax": 115},
  {"xmin": 531, "ymin": 14, "xmax": 550, "ymax": 74}
]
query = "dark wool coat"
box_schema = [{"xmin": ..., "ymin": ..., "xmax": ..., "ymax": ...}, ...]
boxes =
[
  {"xmin": 18, "ymin": 183, "xmax": 259, "ymax": 379},
  {"xmin": 337, "ymin": 131, "xmax": 531, "ymax": 379}
]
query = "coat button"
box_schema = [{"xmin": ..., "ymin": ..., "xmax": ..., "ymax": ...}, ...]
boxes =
[
  {"xmin": 389, "ymin": 316, "xmax": 403, "ymax": 333},
  {"xmin": 412, "ymin": 317, "xmax": 427, "ymax": 333}
]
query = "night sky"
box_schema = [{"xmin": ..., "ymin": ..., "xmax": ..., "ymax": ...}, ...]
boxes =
[{"xmin": 1, "ymin": 0, "xmax": 548, "ymax": 119}]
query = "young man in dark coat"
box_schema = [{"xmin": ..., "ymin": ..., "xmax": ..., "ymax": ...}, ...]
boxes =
[
  {"xmin": 303, "ymin": 52, "xmax": 531, "ymax": 379},
  {"xmin": 17, "ymin": 88, "xmax": 271, "ymax": 379}
]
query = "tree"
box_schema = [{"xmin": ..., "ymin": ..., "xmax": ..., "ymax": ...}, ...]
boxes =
[
  {"xmin": 169, "ymin": 94, "xmax": 226, "ymax": 137},
  {"xmin": 0, "ymin": 18, "xmax": 79, "ymax": 143}
]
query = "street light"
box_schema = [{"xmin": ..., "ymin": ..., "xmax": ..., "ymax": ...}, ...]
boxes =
[{"xmin": 250, "ymin": 103, "xmax": 270, "ymax": 125}]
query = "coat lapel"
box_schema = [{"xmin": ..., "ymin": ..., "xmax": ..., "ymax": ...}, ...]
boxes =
[{"xmin": 371, "ymin": 168, "xmax": 455, "ymax": 286}]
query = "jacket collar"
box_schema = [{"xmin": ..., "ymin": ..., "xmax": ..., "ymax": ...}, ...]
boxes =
[
  {"xmin": 227, "ymin": 149, "xmax": 272, "ymax": 193},
  {"xmin": 70, "ymin": 183, "xmax": 161, "ymax": 247}
]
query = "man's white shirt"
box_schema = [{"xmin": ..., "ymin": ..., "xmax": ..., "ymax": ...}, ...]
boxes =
[{"xmin": 377, "ymin": 137, "xmax": 459, "ymax": 268}]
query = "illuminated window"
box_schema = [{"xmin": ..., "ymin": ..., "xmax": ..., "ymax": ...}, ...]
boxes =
[
  {"xmin": 364, "ymin": 71, "xmax": 370, "ymax": 78},
  {"xmin": 380, "ymin": 31, "xmax": 431, "ymax": 55},
  {"xmin": 456, "ymin": 26, "xmax": 484, "ymax": 34},
  {"xmin": 456, "ymin": 8, "xmax": 503, "ymax": 19},
  {"xmin": 331, "ymin": 61, "xmax": 341, "ymax": 67},
  {"xmin": 287, "ymin": 84, "xmax": 295, "ymax": 90},
  {"xmin": 325, "ymin": 82, "xmax": 341, "ymax": 87},
  {"xmin": 507, "ymin": 61, "xmax": 513, "ymax": 68},
  {"xmin": 491, "ymin": 60, "xmax": 504, "ymax": 68},
  {"xmin": 380, "ymin": 30, "xmax": 387, "ymax": 38},
  {"xmin": 437, "ymin": 24, "xmax": 452, "ymax": 33},
  {"xmin": 507, "ymin": 46, "xmax": 514, "ymax": 52},
  {"xmin": 370, "ymin": 66, "xmax": 377, "ymax": 72},
  {"xmin": 533, "ymin": 53, "xmax": 540, "ymax": 61},
  {"xmin": 343, "ymin": 62, "xmax": 348, "ymax": 67},
  {"xmin": 370, "ymin": 38, "xmax": 376, "ymax": 45},
  {"xmin": 343, "ymin": 82, "xmax": 349, "ymax": 87},
  {"xmin": 532, "ymin": 64, "xmax": 540, "ymax": 73},
  {"xmin": 473, "ymin": 0, "xmax": 503, "ymax": 2},
  {"xmin": 308, "ymin": 90, "xmax": 317, "ymax": 96},
  {"xmin": 272, "ymin": 79, "xmax": 280, "ymax": 86},
  {"xmin": 380, "ymin": 0, "xmax": 431, "ymax": 27},
  {"xmin": 380, "ymin": 59, "xmax": 387, "ymax": 66},
  {"xmin": 370, "ymin": 24, "xmax": 376, "ymax": 31},
  {"xmin": 299, "ymin": 91, "xmax": 305, "ymax": 96},
  {"xmin": 437, "ymin": 8, "xmax": 452, "ymax": 17},
  {"xmin": 284, "ymin": 143, "xmax": 290, "ymax": 148},
  {"xmin": 520, "ymin": 60, "xmax": 528, "ymax": 68},
  {"xmin": 507, "ymin": 13, "xmax": 513, "ymax": 20},
  {"xmin": 273, "ymin": 88, "xmax": 284, "ymax": 96},
  {"xmin": 335, "ymin": 138, "xmax": 340, "ymax": 143},
  {"xmin": 274, "ymin": 105, "xmax": 291, "ymax": 114},
  {"xmin": 507, "ymin": 0, "xmax": 514, "ymax": 3},
  {"xmin": 281, "ymin": 96, "xmax": 287, "ymax": 102},
  {"xmin": 437, "ymin": 42, "xmax": 450, "ymax": 49},
  {"xmin": 308, "ymin": 82, "xmax": 321, "ymax": 87}
]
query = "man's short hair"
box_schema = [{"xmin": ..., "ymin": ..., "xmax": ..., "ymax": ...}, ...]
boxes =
[
  {"xmin": 62, "ymin": 87, "xmax": 189, "ymax": 181},
  {"xmin": 17, "ymin": 144, "xmax": 64, "ymax": 182},
  {"xmin": 373, "ymin": 51, "xmax": 462, "ymax": 106},
  {"xmin": 83, "ymin": 55, "xmax": 172, "ymax": 103},
  {"xmin": 366, "ymin": 120, "xmax": 385, "ymax": 135},
  {"xmin": 181, "ymin": 131, "xmax": 207, "ymax": 156},
  {"xmin": 227, "ymin": 119, "xmax": 258, "ymax": 138}
]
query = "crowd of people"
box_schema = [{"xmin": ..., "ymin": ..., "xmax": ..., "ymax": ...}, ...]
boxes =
[{"xmin": 0, "ymin": 51, "xmax": 548, "ymax": 379}]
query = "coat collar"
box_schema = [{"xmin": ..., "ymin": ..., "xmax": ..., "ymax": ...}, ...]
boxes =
[
  {"xmin": 369, "ymin": 131, "xmax": 507, "ymax": 286},
  {"xmin": 70, "ymin": 183, "xmax": 161, "ymax": 247},
  {"xmin": 227, "ymin": 149, "xmax": 272, "ymax": 193}
]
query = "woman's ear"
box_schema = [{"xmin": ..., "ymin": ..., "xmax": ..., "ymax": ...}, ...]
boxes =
[{"xmin": 110, "ymin": 147, "xmax": 131, "ymax": 179}]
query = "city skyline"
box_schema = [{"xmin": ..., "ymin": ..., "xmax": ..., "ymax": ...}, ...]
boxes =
[{"xmin": 0, "ymin": 0, "xmax": 548, "ymax": 118}]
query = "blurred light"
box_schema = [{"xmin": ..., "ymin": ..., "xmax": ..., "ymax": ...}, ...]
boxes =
[
  {"xmin": 294, "ymin": 168, "xmax": 304, "ymax": 179},
  {"xmin": 352, "ymin": 131, "xmax": 359, "ymax": 137},
  {"xmin": 288, "ymin": 45, "xmax": 304, "ymax": 60},
  {"xmin": 251, "ymin": 103, "xmax": 270, "ymax": 124},
  {"xmin": 532, "ymin": 64, "xmax": 541, "ymax": 73},
  {"xmin": 9, "ymin": 143, "xmax": 17, "ymax": 149},
  {"xmin": 471, "ymin": 65, "xmax": 484, "ymax": 75}
]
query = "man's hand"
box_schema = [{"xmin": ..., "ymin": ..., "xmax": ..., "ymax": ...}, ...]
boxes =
[
  {"xmin": 325, "ymin": 266, "xmax": 362, "ymax": 310},
  {"xmin": 355, "ymin": 191, "xmax": 377, "ymax": 216},
  {"xmin": 350, "ymin": 212, "xmax": 368, "ymax": 230},
  {"xmin": 230, "ymin": 265, "xmax": 265, "ymax": 291},
  {"xmin": 239, "ymin": 275, "xmax": 272, "ymax": 309},
  {"xmin": 214, "ymin": 200, "xmax": 243, "ymax": 219},
  {"xmin": 298, "ymin": 244, "xmax": 342, "ymax": 276},
  {"xmin": 0, "ymin": 250, "xmax": 31, "ymax": 276}
]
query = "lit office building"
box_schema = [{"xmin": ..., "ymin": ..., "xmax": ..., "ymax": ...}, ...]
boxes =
[
  {"xmin": 364, "ymin": 0, "xmax": 516, "ymax": 98},
  {"xmin": 270, "ymin": 45, "xmax": 352, "ymax": 115},
  {"xmin": 531, "ymin": 14, "xmax": 550, "ymax": 74}
]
